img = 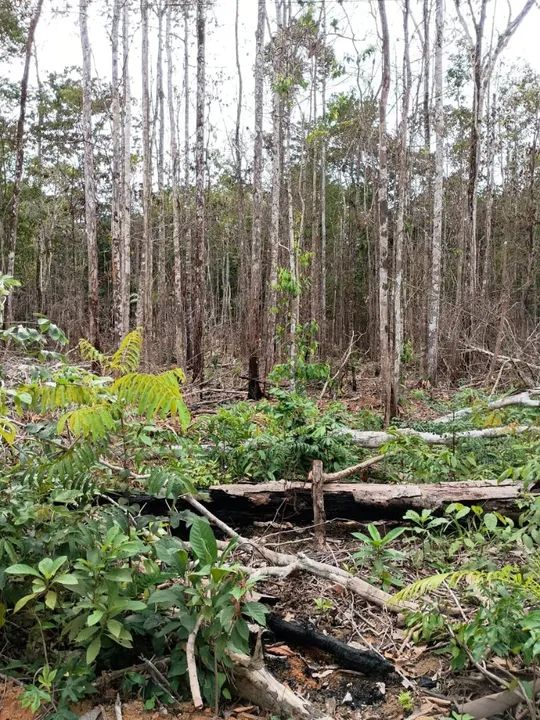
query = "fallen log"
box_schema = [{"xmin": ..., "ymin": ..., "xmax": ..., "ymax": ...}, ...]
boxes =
[
  {"xmin": 266, "ymin": 613, "xmax": 393, "ymax": 676},
  {"xmin": 205, "ymin": 479, "xmax": 525, "ymax": 524},
  {"xmin": 434, "ymin": 389, "xmax": 540, "ymax": 424},
  {"xmin": 341, "ymin": 424, "xmax": 538, "ymax": 448}
]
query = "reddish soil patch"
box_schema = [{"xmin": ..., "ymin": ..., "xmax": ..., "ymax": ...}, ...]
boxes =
[{"xmin": 0, "ymin": 680, "xmax": 35, "ymax": 720}]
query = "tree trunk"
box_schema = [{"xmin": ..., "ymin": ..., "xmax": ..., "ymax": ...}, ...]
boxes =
[
  {"xmin": 264, "ymin": 0, "xmax": 284, "ymax": 377},
  {"xmin": 120, "ymin": 0, "xmax": 132, "ymax": 337},
  {"xmin": 137, "ymin": 0, "xmax": 154, "ymax": 352},
  {"xmin": 246, "ymin": 0, "xmax": 265, "ymax": 400},
  {"xmin": 155, "ymin": 1, "xmax": 167, "ymax": 345},
  {"xmin": 191, "ymin": 0, "xmax": 207, "ymax": 383},
  {"xmin": 391, "ymin": 0, "xmax": 411, "ymax": 415},
  {"xmin": 79, "ymin": 0, "xmax": 99, "ymax": 345},
  {"xmin": 377, "ymin": 0, "xmax": 391, "ymax": 423},
  {"xmin": 4, "ymin": 0, "xmax": 44, "ymax": 325},
  {"xmin": 166, "ymin": 0, "xmax": 184, "ymax": 364},
  {"xmin": 426, "ymin": 0, "xmax": 444, "ymax": 383},
  {"xmin": 111, "ymin": 0, "xmax": 123, "ymax": 343}
]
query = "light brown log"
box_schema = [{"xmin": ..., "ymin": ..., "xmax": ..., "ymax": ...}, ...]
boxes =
[{"xmin": 435, "ymin": 389, "xmax": 540, "ymax": 423}]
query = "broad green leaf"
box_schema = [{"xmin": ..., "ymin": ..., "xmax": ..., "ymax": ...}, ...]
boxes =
[
  {"xmin": 5, "ymin": 564, "xmax": 41, "ymax": 578},
  {"xmin": 242, "ymin": 601, "xmax": 268, "ymax": 626},
  {"xmin": 55, "ymin": 573, "xmax": 79, "ymax": 587},
  {"xmin": 45, "ymin": 591, "xmax": 57, "ymax": 610},
  {"xmin": 87, "ymin": 610, "xmax": 104, "ymax": 626},
  {"xmin": 107, "ymin": 619, "xmax": 124, "ymax": 639},
  {"xmin": 86, "ymin": 636, "xmax": 102, "ymax": 664},
  {"xmin": 14, "ymin": 593, "xmax": 38, "ymax": 613},
  {"xmin": 189, "ymin": 518, "xmax": 218, "ymax": 564}
]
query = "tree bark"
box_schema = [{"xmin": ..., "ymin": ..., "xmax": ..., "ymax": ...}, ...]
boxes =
[
  {"xmin": 136, "ymin": 0, "xmax": 154, "ymax": 351},
  {"xmin": 377, "ymin": 0, "xmax": 391, "ymax": 423},
  {"xmin": 166, "ymin": 0, "xmax": 184, "ymax": 364},
  {"xmin": 120, "ymin": 0, "xmax": 132, "ymax": 337},
  {"xmin": 426, "ymin": 0, "xmax": 444, "ymax": 383},
  {"xmin": 79, "ymin": 0, "xmax": 100, "ymax": 345},
  {"xmin": 111, "ymin": 0, "xmax": 123, "ymax": 343},
  {"xmin": 4, "ymin": 0, "xmax": 44, "ymax": 325},
  {"xmin": 246, "ymin": 0, "xmax": 266, "ymax": 400},
  {"xmin": 264, "ymin": 0, "xmax": 284, "ymax": 377},
  {"xmin": 191, "ymin": 0, "xmax": 207, "ymax": 383},
  {"xmin": 391, "ymin": 0, "xmax": 411, "ymax": 415}
]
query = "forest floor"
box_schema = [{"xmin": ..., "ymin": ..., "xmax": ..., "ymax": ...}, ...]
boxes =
[{"xmin": 2, "ymin": 353, "xmax": 538, "ymax": 720}]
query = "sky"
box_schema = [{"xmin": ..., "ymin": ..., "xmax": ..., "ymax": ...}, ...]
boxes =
[{"xmin": 11, "ymin": 0, "xmax": 540, "ymax": 155}]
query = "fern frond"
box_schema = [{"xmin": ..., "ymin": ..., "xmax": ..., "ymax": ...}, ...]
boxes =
[
  {"xmin": 58, "ymin": 404, "xmax": 117, "ymax": 440},
  {"xmin": 109, "ymin": 329, "xmax": 143, "ymax": 374},
  {"xmin": 37, "ymin": 441, "xmax": 100, "ymax": 486},
  {"xmin": 23, "ymin": 381, "xmax": 99, "ymax": 412},
  {"xmin": 79, "ymin": 338, "xmax": 107, "ymax": 368},
  {"xmin": 394, "ymin": 569, "xmax": 491, "ymax": 603},
  {"xmin": 112, "ymin": 369, "xmax": 190, "ymax": 427}
]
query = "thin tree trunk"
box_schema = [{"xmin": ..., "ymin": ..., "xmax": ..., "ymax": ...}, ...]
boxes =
[
  {"xmin": 191, "ymin": 0, "xmax": 206, "ymax": 383},
  {"xmin": 111, "ymin": 0, "xmax": 123, "ymax": 342},
  {"xmin": 137, "ymin": 0, "xmax": 153, "ymax": 352},
  {"xmin": 319, "ymin": 0, "xmax": 327, "ymax": 350},
  {"xmin": 79, "ymin": 0, "xmax": 99, "ymax": 345},
  {"xmin": 391, "ymin": 0, "xmax": 411, "ymax": 416},
  {"xmin": 377, "ymin": 0, "xmax": 391, "ymax": 423},
  {"xmin": 264, "ymin": 0, "xmax": 284, "ymax": 376},
  {"xmin": 246, "ymin": 0, "xmax": 265, "ymax": 399},
  {"xmin": 120, "ymin": 0, "xmax": 132, "ymax": 337},
  {"xmin": 426, "ymin": 0, "xmax": 444, "ymax": 383},
  {"xmin": 5, "ymin": 0, "xmax": 45, "ymax": 325},
  {"xmin": 183, "ymin": 6, "xmax": 193, "ymax": 367},
  {"xmin": 155, "ymin": 1, "xmax": 167, "ymax": 340},
  {"xmin": 166, "ymin": 0, "xmax": 184, "ymax": 364}
]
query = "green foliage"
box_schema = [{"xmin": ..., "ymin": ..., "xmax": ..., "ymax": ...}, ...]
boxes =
[
  {"xmin": 352, "ymin": 523, "xmax": 406, "ymax": 590},
  {"xmin": 199, "ymin": 390, "xmax": 361, "ymax": 482}
]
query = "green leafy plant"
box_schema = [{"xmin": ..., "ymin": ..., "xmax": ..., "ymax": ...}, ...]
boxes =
[{"xmin": 352, "ymin": 524, "xmax": 406, "ymax": 590}]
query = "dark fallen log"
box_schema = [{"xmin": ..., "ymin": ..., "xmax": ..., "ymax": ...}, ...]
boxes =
[
  {"xmin": 107, "ymin": 479, "xmax": 529, "ymax": 526},
  {"xmin": 266, "ymin": 613, "xmax": 393, "ymax": 676}
]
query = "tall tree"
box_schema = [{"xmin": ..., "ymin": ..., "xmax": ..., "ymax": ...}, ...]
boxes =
[
  {"xmin": 191, "ymin": 0, "xmax": 206, "ymax": 382},
  {"xmin": 79, "ymin": 0, "xmax": 99, "ymax": 345},
  {"xmin": 4, "ymin": 0, "xmax": 44, "ymax": 325},
  {"xmin": 391, "ymin": 0, "xmax": 411, "ymax": 414},
  {"xmin": 246, "ymin": 0, "xmax": 265, "ymax": 399},
  {"xmin": 120, "ymin": 0, "xmax": 132, "ymax": 337},
  {"xmin": 426, "ymin": 0, "xmax": 444, "ymax": 382},
  {"xmin": 166, "ymin": 0, "xmax": 184, "ymax": 363},
  {"xmin": 264, "ymin": 0, "xmax": 284, "ymax": 376},
  {"xmin": 155, "ymin": 0, "xmax": 167, "ymax": 333},
  {"xmin": 111, "ymin": 0, "xmax": 123, "ymax": 342},
  {"xmin": 377, "ymin": 0, "xmax": 391, "ymax": 422},
  {"xmin": 136, "ymin": 0, "xmax": 153, "ymax": 350}
]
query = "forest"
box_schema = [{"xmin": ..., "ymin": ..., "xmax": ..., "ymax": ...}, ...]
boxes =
[{"xmin": 1, "ymin": 0, "xmax": 540, "ymax": 718}]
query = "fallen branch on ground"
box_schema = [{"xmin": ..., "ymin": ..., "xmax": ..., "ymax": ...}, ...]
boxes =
[
  {"xmin": 266, "ymin": 612, "xmax": 393, "ymax": 675},
  {"xmin": 435, "ymin": 388, "xmax": 540, "ymax": 424},
  {"xmin": 341, "ymin": 424, "xmax": 538, "ymax": 448},
  {"xmin": 466, "ymin": 345, "xmax": 540, "ymax": 373},
  {"xmin": 184, "ymin": 495, "xmax": 406, "ymax": 613},
  {"xmin": 230, "ymin": 641, "xmax": 332, "ymax": 719},
  {"xmin": 455, "ymin": 678, "xmax": 540, "ymax": 719}
]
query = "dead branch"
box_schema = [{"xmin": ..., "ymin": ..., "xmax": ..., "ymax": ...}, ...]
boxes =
[
  {"xmin": 184, "ymin": 495, "xmax": 405, "ymax": 612},
  {"xmin": 435, "ymin": 388, "xmax": 540, "ymax": 423},
  {"xmin": 186, "ymin": 615, "xmax": 204, "ymax": 708},
  {"xmin": 341, "ymin": 424, "xmax": 538, "ymax": 448},
  {"xmin": 456, "ymin": 679, "xmax": 540, "ymax": 719}
]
